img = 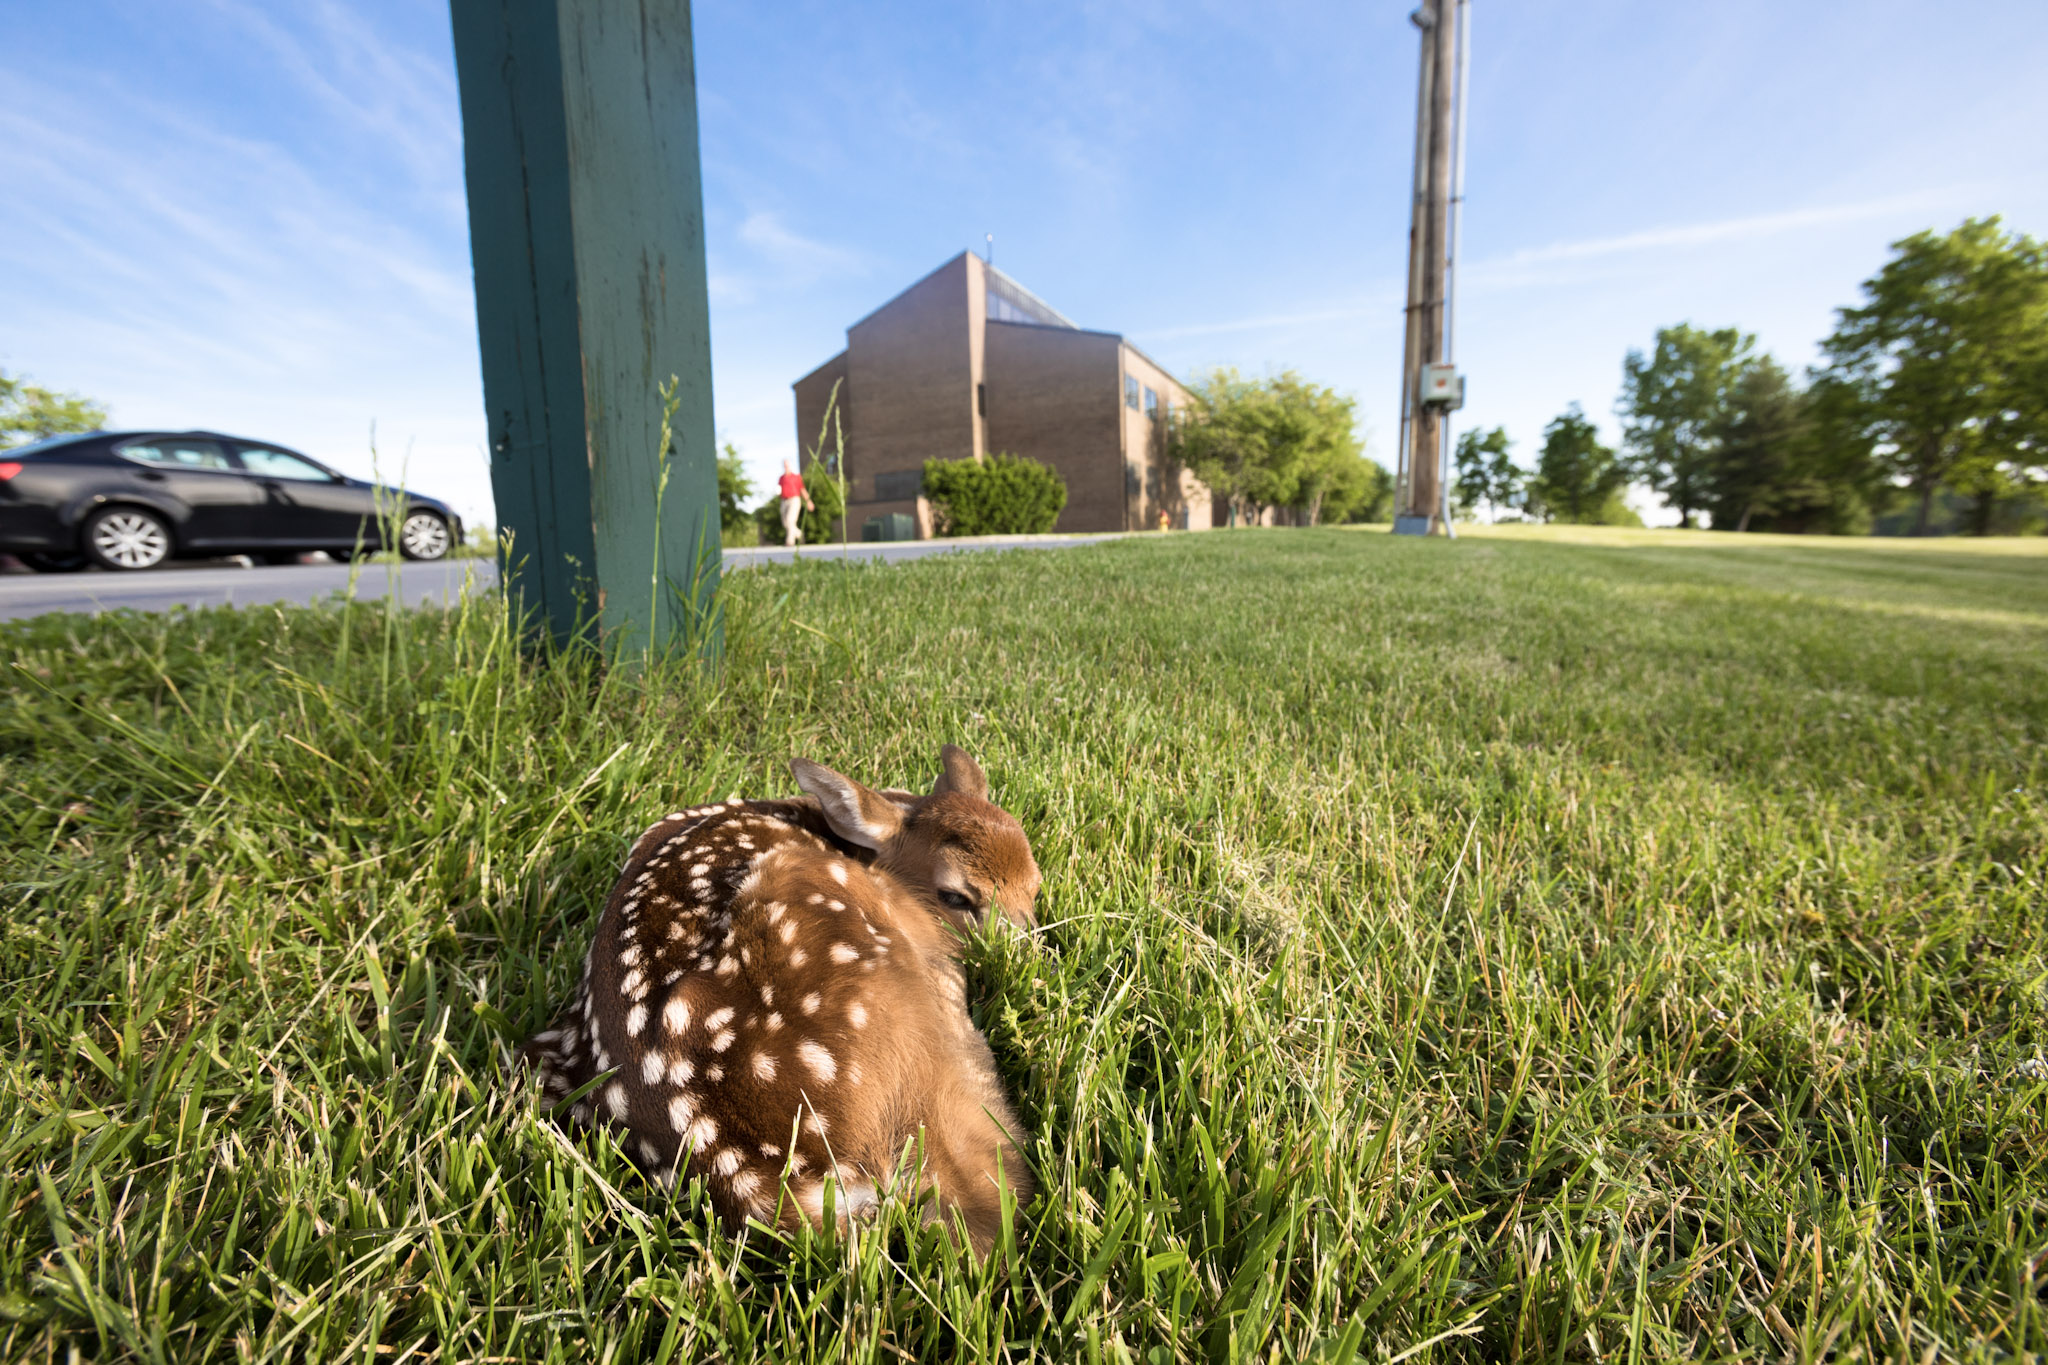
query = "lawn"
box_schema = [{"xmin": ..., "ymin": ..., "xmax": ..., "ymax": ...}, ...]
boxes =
[{"xmin": 3, "ymin": 526, "xmax": 2044, "ymax": 1363}]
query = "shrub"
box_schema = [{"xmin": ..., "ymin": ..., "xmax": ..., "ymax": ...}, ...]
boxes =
[{"xmin": 921, "ymin": 452, "xmax": 1067, "ymax": 536}]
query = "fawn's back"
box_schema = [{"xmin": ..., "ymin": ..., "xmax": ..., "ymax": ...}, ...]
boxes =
[{"xmin": 520, "ymin": 746, "xmax": 1039, "ymax": 1250}]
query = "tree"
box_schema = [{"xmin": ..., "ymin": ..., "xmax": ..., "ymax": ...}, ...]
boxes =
[
  {"xmin": 1688, "ymin": 359, "xmax": 1861, "ymax": 534},
  {"xmin": 1266, "ymin": 373, "xmax": 1366, "ymax": 526},
  {"xmin": 1319, "ymin": 454, "xmax": 1395, "ymax": 524},
  {"xmin": 1814, "ymin": 217, "xmax": 2048, "ymax": 535},
  {"xmin": 1168, "ymin": 368, "xmax": 1375, "ymax": 525},
  {"xmin": 716, "ymin": 442, "xmax": 756, "ymax": 544},
  {"xmin": 0, "ymin": 370, "xmax": 109, "ymax": 450},
  {"xmin": 1617, "ymin": 324, "xmax": 1756, "ymax": 527},
  {"xmin": 1704, "ymin": 357, "xmax": 1800, "ymax": 532},
  {"xmin": 1452, "ymin": 425, "xmax": 1520, "ymax": 520},
  {"xmin": 1527, "ymin": 404, "xmax": 1635, "ymax": 524}
]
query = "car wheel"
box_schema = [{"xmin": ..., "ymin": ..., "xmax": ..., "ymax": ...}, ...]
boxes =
[
  {"xmin": 23, "ymin": 551, "xmax": 88, "ymax": 573},
  {"xmin": 398, "ymin": 509, "xmax": 451, "ymax": 561},
  {"xmin": 84, "ymin": 506, "xmax": 174, "ymax": 571}
]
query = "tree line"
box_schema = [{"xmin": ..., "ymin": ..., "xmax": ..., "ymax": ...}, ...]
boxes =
[{"xmin": 1457, "ymin": 217, "xmax": 2048, "ymax": 535}]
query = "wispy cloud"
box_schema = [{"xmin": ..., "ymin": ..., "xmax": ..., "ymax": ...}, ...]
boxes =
[
  {"xmin": 1490, "ymin": 190, "xmax": 1968, "ymax": 269},
  {"xmin": 1136, "ymin": 295, "xmax": 1401, "ymax": 342},
  {"xmin": 736, "ymin": 212, "xmax": 866, "ymax": 279},
  {"xmin": 1136, "ymin": 190, "xmax": 1979, "ymax": 344},
  {"xmin": 710, "ymin": 212, "xmax": 867, "ymax": 305},
  {"xmin": 0, "ymin": 47, "xmax": 489, "ymax": 517}
]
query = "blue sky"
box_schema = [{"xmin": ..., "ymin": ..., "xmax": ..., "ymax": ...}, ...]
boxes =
[{"xmin": 4, "ymin": 1, "xmax": 2046, "ymax": 528}]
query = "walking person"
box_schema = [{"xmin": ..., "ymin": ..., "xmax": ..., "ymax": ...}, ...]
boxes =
[{"xmin": 778, "ymin": 459, "xmax": 814, "ymax": 548}]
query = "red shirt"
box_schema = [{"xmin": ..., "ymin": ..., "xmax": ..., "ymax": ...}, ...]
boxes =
[{"xmin": 778, "ymin": 472, "xmax": 805, "ymax": 499}]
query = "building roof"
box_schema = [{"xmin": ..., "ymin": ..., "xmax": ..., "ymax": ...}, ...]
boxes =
[
  {"xmin": 984, "ymin": 263, "xmax": 1077, "ymax": 329},
  {"xmin": 825, "ymin": 249, "xmax": 1187, "ymax": 392}
]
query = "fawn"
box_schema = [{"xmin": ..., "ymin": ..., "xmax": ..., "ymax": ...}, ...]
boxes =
[{"xmin": 519, "ymin": 745, "xmax": 1039, "ymax": 1252}]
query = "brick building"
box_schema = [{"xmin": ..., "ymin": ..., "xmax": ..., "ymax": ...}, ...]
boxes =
[{"xmin": 792, "ymin": 252, "xmax": 1212, "ymax": 537}]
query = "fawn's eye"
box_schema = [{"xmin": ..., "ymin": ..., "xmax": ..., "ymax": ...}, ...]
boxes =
[{"xmin": 937, "ymin": 889, "xmax": 975, "ymax": 913}]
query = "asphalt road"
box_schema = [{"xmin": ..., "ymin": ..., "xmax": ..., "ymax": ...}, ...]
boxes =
[{"xmin": 0, "ymin": 534, "xmax": 1124, "ymax": 622}]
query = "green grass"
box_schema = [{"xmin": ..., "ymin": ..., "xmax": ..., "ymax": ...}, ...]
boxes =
[{"xmin": 3, "ymin": 527, "xmax": 2045, "ymax": 1363}]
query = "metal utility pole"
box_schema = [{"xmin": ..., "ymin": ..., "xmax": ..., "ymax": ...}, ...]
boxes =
[
  {"xmin": 1393, "ymin": 0, "xmax": 1468, "ymax": 536},
  {"xmin": 450, "ymin": 0, "xmax": 721, "ymax": 652}
]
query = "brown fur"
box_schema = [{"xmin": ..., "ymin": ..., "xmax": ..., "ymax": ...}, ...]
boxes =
[{"xmin": 518, "ymin": 745, "xmax": 1039, "ymax": 1252}]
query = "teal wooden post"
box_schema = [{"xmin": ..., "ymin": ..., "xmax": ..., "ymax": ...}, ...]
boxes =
[{"xmin": 449, "ymin": 0, "xmax": 719, "ymax": 654}]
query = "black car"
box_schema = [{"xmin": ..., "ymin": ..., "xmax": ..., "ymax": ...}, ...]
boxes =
[{"xmin": 0, "ymin": 430, "xmax": 463, "ymax": 572}]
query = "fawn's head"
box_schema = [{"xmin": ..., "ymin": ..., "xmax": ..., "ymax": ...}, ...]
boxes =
[{"xmin": 791, "ymin": 745, "xmax": 1039, "ymax": 932}]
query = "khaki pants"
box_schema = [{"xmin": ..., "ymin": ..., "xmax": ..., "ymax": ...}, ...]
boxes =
[{"xmin": 780, "ymin": 496, "xmax": 803, "ymax": 546}]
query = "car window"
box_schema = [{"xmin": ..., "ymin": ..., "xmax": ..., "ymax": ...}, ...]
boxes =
[
  {"xmin": 118, "ymin": 439, "xmax": 231, "ymax": 471},
  {"xmin": 238, "ymin": 447, "xmax": 333, "ymax": 481}
]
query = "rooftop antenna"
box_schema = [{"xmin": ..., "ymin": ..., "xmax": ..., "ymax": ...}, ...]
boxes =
[{"xmin": 984, "ymin": 233, "xmax": 993, "ymax": 266}]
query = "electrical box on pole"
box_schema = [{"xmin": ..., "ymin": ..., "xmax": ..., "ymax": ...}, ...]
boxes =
[
  {"xmin": 1420, "ymin": 363, "xmax": 1464, "ymax": 409},
  {"xmin": 450, "ymin": 0, "xmax": 721, "ymax": 654}
]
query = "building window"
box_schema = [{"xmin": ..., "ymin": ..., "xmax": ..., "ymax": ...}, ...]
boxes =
[
  {"xmin": 1125, "ymin": 375, "xmax": 1140, "ymax": 410},
  {"xmin": 1143, "ymin": 386, "xmax": 1158, "ymax": 417},
  {"xmin": 874, "ymin": 469, "xmax": 924, "ymax": 501}
]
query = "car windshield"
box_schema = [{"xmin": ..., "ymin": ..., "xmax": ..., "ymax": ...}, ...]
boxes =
[
  {"xmin": 238, "ymin": 447, "xmax": 333, "ymax": 481},
  {"xmin": 2, "ymin": 432, "xmax": 102, "ymax": 459}
]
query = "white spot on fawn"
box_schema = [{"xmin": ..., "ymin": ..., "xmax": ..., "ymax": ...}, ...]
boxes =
[
  {"xmin": 779, "ymin": 920, "xmax": 798, "ymax": 944},
  {"xmin": 626, "ymin": 1003, "xmax": 649, "ymax": 1037},
  {"xmin": 705, "ymin": 1007, "xmax": 735, "ymax": 1033},
  {"xmin": 752, "ymin": 1052, "xmax": 777, "ymax": 1080},
  {"xmin": 717, "ymin": 956, "xmax": 739, "ymax": 976},
  {"xmin": 829, "ymin": 862, "xmax": 847, "ymax": 886},
  {"xmin": 848, "ymin": 1001, "xmax": 868, "ymax": 1028},
  {"xmin": 802, "ymin": 992, "xmax": 821, "ymax": 1015},
  {"xmin": 619, "ymin": 945, "xmax": 642, "ymax": 967},
  {"xmin": 664, "ymin": 998, "xmax": 692, "ymax": 1034},
  {"xmin": 830, "ymin": 943, "xmax": 860, "ymax": 964},
  {"xmin": 640, "ymin": 1052, "xmax": 665, "ymax": 1085},
  {"xmin": 799, "ymin": 1040, "xmax": 837, "ymax": 1082},
  {"xmin": 605, "ymin": 1083, "xmax": 629, "ymax": 1119},
  {"xmin": 766, "ymin": 1012, "xmax": 783, "ymax": 1031},
  {"xmin": 713, "ymin": 1148, "xmax": 742, "ymax": 1177},
  {"xmin": 712, "ymin": 1030, "xmax": 737, "ymax": 1052},
  {"xmin": 790, "ymin": 948, "xmax": 808, "ymax": 967},
  {"xmin": 688, "ymin": 1115, "xmax": 718, "ymax": 1150},
  {"xmin": 760, "ymin": 1143, "xmax": 781, "ymax": 1158},
  {"xmin": 668, "ymin": 1056, "xmax": 695, "ymax": 1086},
  {"xmin": 730, "ymin": 1168, "xmax": 763, "ymax": 1202}
]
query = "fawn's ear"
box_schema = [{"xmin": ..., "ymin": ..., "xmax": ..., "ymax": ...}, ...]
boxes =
[
  {"xmin": 930, "ymin": 744, "xmax": 990, "ymax": 802},
  {"xmin": 791, "ymin": 758, "xmax": 905, "ymax": 851}
]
